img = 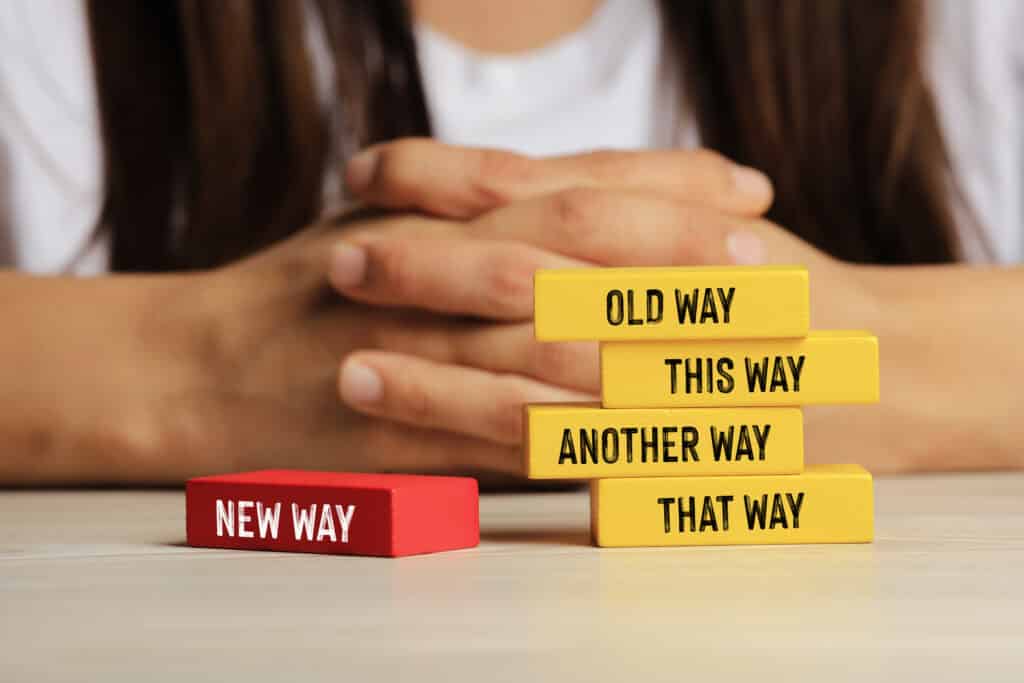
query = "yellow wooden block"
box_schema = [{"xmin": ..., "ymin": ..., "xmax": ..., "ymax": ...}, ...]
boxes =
[
  {"xmin": 533, "ymin": 266, "xmax": 809, "ymax": 341},
  {"xmin": 600, "ymin": 330, "xmax": 879, "ymax": 408},
  {"xmin": 524, "ymin": 404, "xmax": 803, "ymax": 479},
  {"xmin": 590, "ymin": 464, "xmax": 873, "ymax": 547}
]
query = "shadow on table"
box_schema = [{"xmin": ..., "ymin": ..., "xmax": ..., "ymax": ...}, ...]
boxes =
[{"xmin": 480, "ymin": 528, "xmax": 592, "ymax": 547}]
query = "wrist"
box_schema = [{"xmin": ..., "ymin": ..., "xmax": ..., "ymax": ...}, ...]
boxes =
[
  {"xmin": 125, "ymin": 271, "xmax": 242, "ymax": 483},
  {"xmin": 67, "ymin": 272, "xmax": 223, "ymax": 484},
  {"xmin": 0, "ymin": 273, "xmax": 195, "ymax": 484}
]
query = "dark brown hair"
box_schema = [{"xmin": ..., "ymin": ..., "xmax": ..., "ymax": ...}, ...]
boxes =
[{"xmin": 87, "ymin": 0, "xmax": 959, "ymax": 271}]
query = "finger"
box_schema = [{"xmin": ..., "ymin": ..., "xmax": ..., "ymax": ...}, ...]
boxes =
[
  {"xmin": 309, "ymin": 309, "xmax": 599, "ymax": 393},
  {"xmin": 345, "ymin": 138, "xmax": 531, "ymax": 219},
  {"xmin": 345, "ymin": 138, "xmax": 773, "ymax": 219},
  {"xmin": 471, "ymin": 187, "xmax": 761, "ymax": 266},
  {"xmin": 327, "ymin": 235, "xmax": 586, "ymax": 320},
  {"xmin": 338, "ymin": 351, "xmax": 594, "ymax": 446},
  {"xmin": 439, "ymin": 324, "xmax": 600, "ymax": 394},
  {"xmin": 357, "ymin": 313, "xmax": 600, "ymax": 393},
  {"xmin": 545, "ymin": 148, "xmax": 774, "ymax": 216}
]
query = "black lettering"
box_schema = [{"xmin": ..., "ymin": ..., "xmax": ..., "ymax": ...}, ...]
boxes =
[
  {"xmin": 770, "ymin": 357, "xmax": 789, "ymax": 392},
  {"xmin": 580, "ymin": 429, "xmax": 599, "ymax": 465},
  {"xmin": 736, "ymin": 425, "xmax": 754, "ymax": 461},
  {"xmin": 606, "ymin": 290, "xmax": 624, "ymax": 326},
  {"xmin": 699, "ymin": 496, "xmax": 719, "ymax": 532},
  {"xmin": 558, "ymin": 429, "xmax": 577, "ymax": 465},
  {"xmin": 627, "ymin": 290, "xmax": 642, "ymax": 326},
  {"xmin": 718, "ymin": 287, "xmax": 735, "ymax": 323},
  {"xmin": 710, "ymin": 426, "xmax": 734, "ymax": 462},
  {"xmin": 716, "ymin": 357, "xmax": 735, "ymax": 393},
  {"xmin": 699, "ymin": 287, "xmax": 719, "ymax": 323},
  {"xmin": 770, "ymin": 493, "xmax": 788, "ymax": 529},
  {"xmin": 684, "ymin": 357, "xmax": 702, "ymax": 394},
  {"xmin": 786, "ymin": 492, "xmax": 805, "ymax": 529},
  {"xmin": 600, "ymin": 428, "xmax": 619, "ymax": 464},
  {"xmin": 677, "ymin": 496, "xmax": 697, "ymax": 533},
  {"xmin": 717, "ymin": 495, "xmax": 734, "ymax": 531},
  {"xmin": 788, "ymin": 355, "xmax": 805, "ymax": 392},
  {"xmin": 745, "ymin": 357, "xmax": 769, "ymax": 392},
  {"xmin": 640, "ymin": 428, "xmax": 658, "ymax": 463},
  {"xmin": 646, "ymin": 289, "xmax": 664, "ymax": 323},
  {"xmin": 622, "ymin": 427, "xmax": 637, "ymax": 463},
  {"xmin": 658, "ymin": 497, "xmax": 674, "ymax": 533},
  {"xmin": 681, "ymin": 426, "xmax": 699, "ymax": 462},
  {"xmin": 665, "ymin": 358, "xmax": 682, "ymax": 395},
  {"xmin": 675, "ymin": 288, "xmax": 699, "ymax": 324},
  {"xmin": 752, "ymin": 424, "xmax": 770, "ymax": 461},
  {"xmin": 744, "ymin": 494, "xmax": 769, "ymax": 530},
  {"xmin": 661, "ymin": 426, "xmax": 678, "ymax": 462}
]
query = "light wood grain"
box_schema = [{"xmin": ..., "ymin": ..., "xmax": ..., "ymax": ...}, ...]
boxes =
[{"xmin": 2, "ymin": 474, "xmax": 1023, "ymax": 682}]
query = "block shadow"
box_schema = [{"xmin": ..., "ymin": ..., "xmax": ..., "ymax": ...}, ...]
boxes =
[{"xmin": 480, "ymin": 527, "xmax": 592, "ymax": 547}]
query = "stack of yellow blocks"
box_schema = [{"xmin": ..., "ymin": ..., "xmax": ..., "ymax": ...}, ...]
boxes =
[{"xmin": 525, "ymin": 266, "xmax": 878, "ymax": 548}]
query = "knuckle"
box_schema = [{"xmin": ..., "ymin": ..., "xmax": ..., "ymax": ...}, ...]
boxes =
[
  {"xmin": 476, "ymin": 148, "xmax": 535, "ymax": 186},
  {"xmin": 369, "ymin": 240, "xmax": 418, "ymax": 298},
  {"xmin": 394, "ymin": 375, "xmax": 439, "ymax": 427},
  {"xmin": 531, "ymin": 340, "xmax": 581, "ymax": 382},
  {"xmin": 482, "ymin": 246, "xmax": 537, "ymax": 315},
  {"xmin": 671, "ymin": 207, "xmax": 721, "ymax": 264},
  {"xmin": 471, "ymin": 149, "xmax": 536, "ymax": 207},
  {"xmin": 374, "ymin": 143, "xmax": 424, "ymax": 196},
  {"xmin": 581, "ymin": 150, "xmax": 639, "ymax": 183},
  {"xmin": 488, "ymin": 376, "xmax": 529, "ymax": 444},
  {"xmin": 375, "ymin": 157, "xmax": 407, "ymax": 192},
  {"xmin": 546, "ymin": 187, "xmax": 608, "ymax": 242}
]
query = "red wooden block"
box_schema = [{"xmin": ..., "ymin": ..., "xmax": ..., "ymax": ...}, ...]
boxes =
[{"xmin": 186, "ymin": 470, "xmax": 479, "ymax": 557}]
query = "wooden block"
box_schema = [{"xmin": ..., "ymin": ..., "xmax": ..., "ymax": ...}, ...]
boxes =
[
  {"xmin": 534, "ymin": 265, "xmax": 809, "ymax": 341},
  {"xmin": 186, "ymin": 470, "xmax": 479, "ymax": 557},
  {"xmin": 590, "ymin": 464, "xmax": 873, "ymax": 547},
  {"xmin": 524, "ymin": 404, "xmax": 803, "ymax": 479},
  {"xmin": 601, "ymin": 330, "xmax": 879, "ymax": 408}
]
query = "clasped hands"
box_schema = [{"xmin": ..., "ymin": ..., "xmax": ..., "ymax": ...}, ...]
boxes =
[
  {"xmin": 195, "ymin": 138, "xmax": 871, "ymax": 478},
  {"xmin": 327, "ymin": 140, "xmax": 868, "ymax": 471}
]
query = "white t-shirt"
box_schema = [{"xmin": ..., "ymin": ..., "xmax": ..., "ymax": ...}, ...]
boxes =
[{"xmin": 0, "ymin": 0, "xmax": 1021, "ymax": 273}]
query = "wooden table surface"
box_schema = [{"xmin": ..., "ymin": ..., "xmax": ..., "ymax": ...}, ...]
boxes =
[{"xmin": 2, "ymin": 473, "xmax": 1023, "ymax": 682}]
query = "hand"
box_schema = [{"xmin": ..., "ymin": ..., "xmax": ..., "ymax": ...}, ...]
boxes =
[
  {"xmin": 327, "ymin": 145, "xmax": 877, "ymax": 458},
  {"xmin": 344, "ymin": 137, "xmax": 775, "ymax": 220},
  {"xmin": 0, "ymin": 208, "xmax": 599, "ymax": 485},
  {"xmin": 174, "ymin": 215, "xmax": 610, "ymax": 481}
]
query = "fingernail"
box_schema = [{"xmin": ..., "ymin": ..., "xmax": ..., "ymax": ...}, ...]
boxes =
[
  {"xmin": 726, "ymin": 231, "xmax": 765, "ymax": 265},
  {"xmin": 328, "ymin": 243, "xmax": 367, "ymax": 289},
  {"xmin": 731, "ymin": 165, "xmax": 773, "ymax": 201},
  {"xmin": 339, "ymin": 360, "xmax": 382, "ymax": 405},
  {"xmin": 345, "ymin": 148, "xmax": 379, "ymax": 193}
]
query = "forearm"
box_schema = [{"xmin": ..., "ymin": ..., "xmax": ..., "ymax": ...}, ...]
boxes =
[
  {"xmin": 0, "ymin": 271, "xmax": 196, "ymax": 484},
  {"xmin": 806, "ymin": 264, "xmax": 1024, "ymax": 472}
]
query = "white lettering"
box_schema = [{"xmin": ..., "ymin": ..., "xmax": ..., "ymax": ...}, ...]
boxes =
[
  {"xmin": 335, "ymin": 504, "xmax": 356, "ymax": 543},
  {"xmin": 256, "ymin": 502, "xmax": 281, "ymax": 539},
  {"xmin": 237, "ymin": 500, "xmax": 254, "ymax": 538},
  {"xmin": 316, "ymin": 505, "xmax": 337, "ymax": 542},
  {"xmin": 292, "ymin": 504, "xmax": 317, "ymax": 541},
  {"xmin": 215, "ymin": 499, "xmax": 234, "ymax": 537}
]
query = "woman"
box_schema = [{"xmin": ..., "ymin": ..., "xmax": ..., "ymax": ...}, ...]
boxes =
[{"xmin": 0, "ymin": 0, "xmax": 1021, "ymax": 484}]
